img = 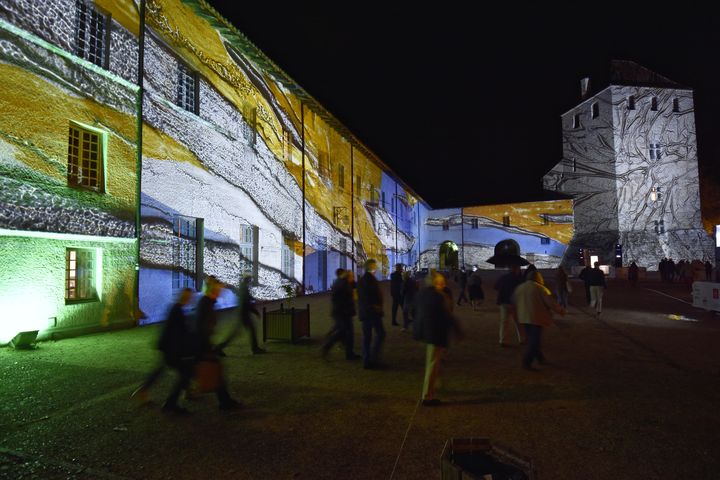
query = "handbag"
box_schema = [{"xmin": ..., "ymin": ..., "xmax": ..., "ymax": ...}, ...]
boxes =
[{"xmin": 193, "ymin": 357, "xmax": 223, "ymax": 393}]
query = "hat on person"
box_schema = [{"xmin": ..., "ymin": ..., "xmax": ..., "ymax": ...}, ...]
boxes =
[{"xmin": 486, "ymin": 239, "xmax": 529, "ymax": 267}]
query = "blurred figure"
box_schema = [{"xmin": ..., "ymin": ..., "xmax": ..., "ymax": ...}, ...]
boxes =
[
  {"xmin": 195, "ymin": 276, "xmax": 241, "ymax": 410},
  {"xmin": 357, "ymin": 259, "xmax": 385, "ymax": 369},
  {"xmin": 588, "ymin": 262, "xmax": 607, "ymax": 317},
  {"xmin": 401, "ymin": 271, "xmax": 419, "ymax": 331},
  {"xmin": 390, "ymin": 263, "xmax": 404, "ymax": 326},
  {"xmin": 467, "ymin": 267, "xmax": 484, "ymax": 311},
  {"xmin": 555, "ymin": 266, "xmax": 569, "ymax": 308},
  {"xmin": 578, "ymin": 264, "xmax": 592, "ymax": 304},
  {"xmin": 456, "ymin": 268, "xmax": 468, "ymax": 306},
  {"xmin": 513, "ymin": 270, "xmax": 565, "ymax": 371},
  {"xmin": 322, "ymin": 269, "xmax": 360, "ymax": 360},
  {"xmin": 494, "ymin": 264, "xmax": 525, "ymax": 347},
  {"xmin": 217, "ymin": 275, "xmax": 265, "ymax": 355},
  {"xmin": 628, "ymin": 261, "xmax": 639, "ymax": 287},
  {"xmin": 415, "ymin": 271, "xmax": 462, "ymax": 406},
  {"xmin": 706, "ymin": 260, "xmax": 714, "ymax": 281},
  {"xmin": 132, "ymin": 288, "xmax": 196, "ymax": 413}
]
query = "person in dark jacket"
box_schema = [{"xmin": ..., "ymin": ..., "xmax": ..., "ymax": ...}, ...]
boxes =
[
  {"xmin": 588, "ymin": 262, "xmax": 607, "ymax": 317},
  {"xmin": 357, "ymin": 259, "xmax": 385, "ymax": 369},
  {"xmin": 416, "ymin": 271, "xmax": 462, "ymax": 406},
  {"xmin": 132, "ymin": 288, "xmax": 196, "ymax": 412},
  {"xmin": 467, "ymin": 267, "xmax": 484, "ymax": 311},
  {"xmin": 578, "ymin": 265, "xmax": 592, "ymax": 305},
  {"xmin": 456, "ymin": 268, "xmax": 468, "ymax": 305},
  {"xmin": 401, "ymin": 271, "xmax": 419, "ymax": 331},
  {"xmin": 217, "ymin": 275, "xmax": 265, "ymax": 355},
  {"xmin": 322, "ymin": 269, "xmax": 360, "ymax": 360},
  {"xmin": 195, "ymin": 276, "xmax": 241, "ymax": 410},
  {"xmin": 494, "ymin": 265, "xmax": 525, "ymax": 346},
  {"xmin": 390, "ymin": 263, "xmax": 404, "ymax": 326}
]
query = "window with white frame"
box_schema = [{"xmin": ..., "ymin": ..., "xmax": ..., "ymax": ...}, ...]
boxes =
[
  {"xmin": 68, "ymin": 123, "xmax": 104, "ymax": 192},
  {"xmin": 649, "ymin": 143, "xmax": 662, "ymax": 161},
  {"xmin": 650, "ymin": 186, "xmax": 662, "ymax": 202},
  {"xmin": 74, "ymin": 0, "xmax": 109, "ymax": 68},
  {"xmin": 66, "ymin": 248, "xmax": 98, "ymax": 302},
  {"xmin": 176, "ymin": 63, "xmax": 198, "ymax": 114},
  {"xmin": 281, "ymin": 235, "xmax": 295, "ymax": 278},
  {"xmin": 239, "ymin": 224, "xmax": 255, "ymax": 277}
]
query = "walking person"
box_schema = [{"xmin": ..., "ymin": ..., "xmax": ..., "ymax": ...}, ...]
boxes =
[
  {"xmin": 513, "ymin": 270, "xmax": 565, "ymax": 371},
  {"xmin": 467, "ymin": 267, "xmax": 484, "ymax": 311},
  {"xmin": 401, "ymin": 271, "xmax": 419, "ymax": 331},
  {"xmin": 357, "ymin": 259, "xmax": 386, "ymax": 369},
  {"xmin": 390, "ymin": 263, "xmax": 404, "ymax": 326},
  {"xmin": 588, "ymin": 262, "xmax": 606, "ymax": 317},
  {"xmin": 706, "ymin": 260, "xmax": 714, "ymax": 281},
  {"xmin": 195, "ymin": 276, "xmax": 242, "ymax": 410},
  {"xmin": 578, "ymin": 264, "xmax": 592, "ymax": 305},
  {"xmin": 415, "ymin": 271, "xmax": 462, "ymax": 406},
  {"xmin": 555, "ymin": 266, "xmax": 569, "ymax": 308},
  {"xmin": 132, "ymin": 288, "xmax": 196, "ymax": 411},
  {"xmin": 488, "ymin": 239, "xmax": 529, "ymax": 347},
  {"xmin": 456, "ymin": 268, "xmax": 469, "ymax": 306},
  {"xmin": 628, "ymin": 261, "xmax": 639, "ymax": 287},
  {"xmin": 322, "ymin": 269, "xmax": 360, "ymax": 360},
  {"xmin": 217, "ymin": 275, "xmax": 266, "ymax": 355}
]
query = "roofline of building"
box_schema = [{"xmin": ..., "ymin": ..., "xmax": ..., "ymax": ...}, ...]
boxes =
[{"xmin": 182, "ymin": 0, "xmax": 430, "ymax": 208}]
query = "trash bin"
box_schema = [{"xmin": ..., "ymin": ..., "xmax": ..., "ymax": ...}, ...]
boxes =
[
  {"xmin": 262, "ymin": 303, "xmax": 310, "ymax": 343},
  {"xmin": 440, "ymin": 438, "xmax": 535, "ymax": 480}
]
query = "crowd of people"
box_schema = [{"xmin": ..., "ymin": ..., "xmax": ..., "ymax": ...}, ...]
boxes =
[
  {"xmin": 135, "ymin": 248, "xmax": 715, "ymax": 413},
  {"xmin": 659, "ymin": 258, "xmax": 715, "ymax": 283}
]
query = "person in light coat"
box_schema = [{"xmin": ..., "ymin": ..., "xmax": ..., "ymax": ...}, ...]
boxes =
[{"xmin": 512, "ymin": 270, "xmax": 565, "ymax": 370}]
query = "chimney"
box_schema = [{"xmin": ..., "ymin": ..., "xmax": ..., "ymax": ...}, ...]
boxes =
[{"xmin": 580, "ymin": 77, "xmax": 591, "ymax": 100}]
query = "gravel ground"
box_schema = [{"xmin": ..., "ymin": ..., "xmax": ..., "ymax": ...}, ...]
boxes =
[{"xmin": 1, "ymin": 271, "xmax": 719, "ymax": 479}]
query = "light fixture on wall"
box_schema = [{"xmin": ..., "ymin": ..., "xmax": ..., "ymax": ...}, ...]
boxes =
[{"xmin": 9, "ymin": 330, "xmax": 39, "ymax": 350}]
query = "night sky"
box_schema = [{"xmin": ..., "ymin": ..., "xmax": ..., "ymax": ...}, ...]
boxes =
[{"xmin": 209, "ymin": 3, "xmax": 720, "ymax": 209}]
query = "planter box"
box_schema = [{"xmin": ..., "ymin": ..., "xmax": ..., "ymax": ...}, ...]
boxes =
[
  {"xmin": 440, "ymin": 438, "xmax": 535, "ymax": 480},
  {"xmin": 262, "ymin": 303, "xmax": 310, "ymax": 343}
]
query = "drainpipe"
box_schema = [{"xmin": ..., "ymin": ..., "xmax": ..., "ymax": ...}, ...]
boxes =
[
  {"xmin": 460, "ymin": 208, "xmax": 465, "ymax": 268},
  {"xmin": 134, "ymin": 0, "xmax": 146, "ymax": 319},
  {"xmin": 301, "ymin": 102, "xmax": 306, "ymax": 292},
  {"xmin": 350, "ymin": 145, "xmax": 355, "ymax": 274}
]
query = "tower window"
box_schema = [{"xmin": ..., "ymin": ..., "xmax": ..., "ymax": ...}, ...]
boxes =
[
  {"xmin": 541, "ymin": 237, "xmax": 550, "ymax": 245},
  {"xmin": 649, "ymin": 143, "xmax": 662, "ymax": 161},
  {"xmin": 177, "ymin": 63, "xmax": 198, "ymax": 114},
  {"xmin": 627, "ymin": 95, "xmax": 635, "ymax": 110},
  {"xmin": 572, "ymin": 158, "xmax": 577, "ymax": 172},
  {"xmin": 591, "ymin": 102, "xmax": 599, "ymax": 119},
  {"xmin": 572, "ymin": 114, "xmax": 580, "ymax": 129},
  {"xmin": 74, "ymin": 0, "xmax": 109, "ymax": 68},
  {"xmin": 672, "ymin": 98, "xmax": 680, "ymax": 113},
  {"xmin": 654, "ymin": 219, "xmax": 665, "ymax": 235},
  {"xmin": 651, "ymin": 97, "xmax": 658, "ymax": 111}
]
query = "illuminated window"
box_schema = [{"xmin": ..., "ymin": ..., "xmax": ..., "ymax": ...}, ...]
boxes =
[
  {"xmin": 503, "ymin": 215, "xmax": 510, "ymax": 226},
  {"xmin": 172, "ymin": 215, "xmax": 202, "ymax": 290},
  {"xmin": 627, "ymin": 95, "xmax": 635, "ymax": 110},
  {"xmin": 177, "ymin": 63, "xmax": 198, "ymax": 114},
  {"xmin": 442, "ymin": 221, "xmax": 450, "ymax": 231},
  {"xmin": 572, "ymin": 114, "xmax": 580, "ymax": 129},
  {"xmin": 66, "ymin": 248, "xmax": 98, "ymax": 302},
  {"xmin": 650, "ymin": 186, "xmax": 662, "ymax": 201},
  {"xmin": 651, "ymin": 97, "xmax": 658, "ymax": 111},
  {"xmin": 591, "ymin": 102, "xmax": 599, "ymax": 119},
  {"xmin": 649, "ymin": 143, "xmax": 661, "ymax": 161},
  {"xmin": 74, "ymin": 0, "xmax": 109, "ymax": 68},
  {"xmin": 672, "ymin": 98, "xmax": 680, "ymax": 113},
  {"xmin": 470, "ymin": 218, "xmax": 479, "ymax": 229},
  {"xmin": 541, "ymin": 237, "xmax": 550, "ymax": 245},
  {"xmin": 68, "ymin": 123, "xmax": 104, "ymax": 192},
  {"xmin": 338, "ymin": 164, "xmax": 345, "ymax": 189}
]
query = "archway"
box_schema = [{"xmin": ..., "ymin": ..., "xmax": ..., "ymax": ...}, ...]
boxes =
[{"xmin": 438, "ymin": 241, "xmax": 459, "ymax": 271}]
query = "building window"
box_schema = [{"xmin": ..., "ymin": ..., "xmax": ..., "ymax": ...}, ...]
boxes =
[
  {"xmin": 239, "ymin": 224, "xmax": 256, "ymax": 278},
  {"xmin": 333, "ymin": 206, "xmax": 349, "ymax": 227},
  {"xmin": 502, "ymin": 215, "xmax": 510, "ymax": 226},
  {"xmin": 338, "ymin": 164, "xmax": 345, "ymax": 189},
  {"xmin": 572, "ymin": 114, "xmax": 580, "ymax": 129},
  {"xmin": 470, "ymin": 218, "xmax": 479, "ymax": 229},
  {"xmin": 591, "ymin": 102, "xmax": 599, "ymax": 119},
  {"xmin": 672, "ymin": 98, "xmax": 680, "ymax": 113},
  {"xmin": 355, "ymin": 175, "xmax": 362, "ymax": 196},
  {"xmin": 381, "ymin": 191, "xmax": 386, "ymax": 210},
  {"xmin": 66, "ymin": 248, "xmax": 98, "ymax": 302},
  {"xmin": 177, "ymin": 63, "xmax": 198, "ymax": 114},
  {"xmin": 282, "ymin": 129, "xmax": 292, "ymax": 162},
  {"xmin": 339, "ymin": 238, "xmax": 348, "ymax": 270},
  {"xmin": 318, "ymin": 150, "xmax": 330, "ymax": 178},
  {"xmin": 172, "ymin": 215, "xmax": 202, "ymax": 290},
  {"xmin": 651, "ymin": 97, "xmax": 658, "ymax": 111},
  {"xmin": 281, "ymin": 235, "xmax": 295, "ymax": 279},
  {"xmin": 542, "ymin": 214, "xmax": 549, "ymax": 225},
  {"xmin": 649, "ymin": 143, "xmax": 662, "ymax": 161},
  {"xmin": 572, "ymin": 158, "xmax": 577, "ymax": 172},
  {"xmin": 627, "ymin": 95, "xmax": 635, "ymax": 110},
  {"xmin": 540, "ymin": 237, "xmax": 550, "ymax": 245},
  {"xmin": 74, "ymin": 0, "xmax": 109, "ymax": 68},
  {"xmin": 442, "ymin": 221, "xmax": 450, "ymax": 231},
  {"xmin": 68, "ymin": 123, "xmax": 104, "ymax": 192},
  {"xmin": 654, "ymin": 219, "xmax": 665, "ymax": 235}
]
